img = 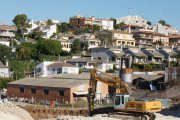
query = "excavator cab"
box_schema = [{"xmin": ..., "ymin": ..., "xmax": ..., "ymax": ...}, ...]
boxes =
[{"xmin": 114, "ymin": 93, "xmax": 129, "ymax": 110}]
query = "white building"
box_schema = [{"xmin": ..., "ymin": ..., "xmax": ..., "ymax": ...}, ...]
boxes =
[
  {"xmin": 149, "ymin": 23, "xmax": 179, "ymax": 36},
  {"xmin": 70, "ymin": 33, "xmax": 101, "ymax": 49},
  {"xmin": 37, "ymin": 20, "xmax": 59, "ymax": 26},
  {"xmin": 24, "ymin": 20, "xmax": 39, "ymax": 34},
  {"xmin": 33, "ymin": 24, "xmax": 57, "ymax": 39},
  {"xmin": 0, "ymin": 61, "xmax": 9, "ymax": 78},
  {"xmin": 116, "ymin": 15, "xmax": 149, "ymax": 28},
  {"xmin": 101, "ymin": 19, "xmax": 114, "ymax": 30},
  {"xmin": 57, "ymin": 35, "xmax": 72, "ymax": 52},
  {"xmin": 0, "ymin": 39, "xmax": 10, "ymax": 46},
  {"xmin": 35, "ymin": 61, "xmax": 79, "ymax": 77}
]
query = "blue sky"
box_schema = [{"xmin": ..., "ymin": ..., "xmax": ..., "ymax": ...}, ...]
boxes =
[{"xmin": 0, "ymin": 0, "xmax": 180, "ymax": 29}]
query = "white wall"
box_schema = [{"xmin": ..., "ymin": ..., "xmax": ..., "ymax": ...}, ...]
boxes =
[
  {"xmin": 35, "ymin": 61, "xmax": 55, "ymax": 77},
  {"xmin": 0, "ymin": 68, "xmax": 9, "ymax": 78},
  {"xmin": 0, "ymin": 41, "xmax": 10, "ymax": 46},
  {"xmin": 101, "ymin": 20, "xmax": 113, "ymax": 30},
  {"xmin": 97, "ymin": 63, "xmax": 113, "ymax": 72},
  {"xmin": 47, "ymin": 66, "xmax": 79, "ymax": 75}
]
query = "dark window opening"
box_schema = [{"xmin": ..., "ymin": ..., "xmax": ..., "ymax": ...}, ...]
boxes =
[
  {"xmin": 111, "ymin": 57, "xmax": 116, "ymax": 61},
  {"xmin": 43, "ymin": 87, "xmax": 49, "ymax": 95},
  {"xmin": 98, "ymin": 57, "xmax": 101, "ymax": 60},
  {"xmin": 44, "ymin": 90, "xmax": 49, "ymax": 95},
  {"xmin": 19, "ymin": 87, "xmax": 24, "ymax": 93},
  {"xmin": 31, "ymin": 88, "xmax": 36, "ymax": 94},
  {"xmin": 131, "ymin": 27, "xmax": 136, "ymax": 29},
  {"xmin": 121, "ymin": 96, "xmax": 124, "ymax": 104},
  {"xmin": 59, "ymin": 88, "xmax": 64, "ymax": 96}
]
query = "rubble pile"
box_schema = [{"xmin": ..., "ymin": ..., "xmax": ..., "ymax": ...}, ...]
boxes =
[{"xmin": 0, "ymin": 102, "xmax": 34, "ymax": 120}]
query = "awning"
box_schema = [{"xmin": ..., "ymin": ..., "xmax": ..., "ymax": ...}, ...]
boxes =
[
  {"xmin": 73, "ymin": 92, "xmax": 88, "ymax": 95},
  {"xmin": 73, "ymin": 92, "xmax": 88, "ymax": 97}
]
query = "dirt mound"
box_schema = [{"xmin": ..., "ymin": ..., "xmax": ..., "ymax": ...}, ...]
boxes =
[{"xmin": 0, "ymin": 103, "xmax": 33, "ymax": 120}]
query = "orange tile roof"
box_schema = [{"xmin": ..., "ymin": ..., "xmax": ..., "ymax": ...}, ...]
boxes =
[
  {"xmin": 101, "ymin": 19, "xmax": 113, "ymax": 21},
  {"xmin": 108, "ymin": 30, "xmax": 132, "ymax": 34},
  {"xmin": 169, "ymin": 35, "xmax": 180, "ymax": 38},
  {"xmin": 120, "ymin": 24, "xmax": 143, "ymax": 28}
]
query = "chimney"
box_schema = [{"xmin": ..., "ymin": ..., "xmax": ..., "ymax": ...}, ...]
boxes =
[
  {"xmin": 64, "ymin": 60, "xmax": 66, "ymax": 63},
  {"xmin": 6, "ymin": 59, "xmax": 8, "ymax": 66},
  {"xmin": 104, "ymin": 42, "xmax": 106, "ymax": 48},
  {"xmin": 139, "ymin": 44, "xmax": 141, "ymax": 51},
  {"xmin": 91, "ymin": 57, "xmax": 93, "ymax": 61},
  {"xmin": 128, "ymin": 24, "xmax": 131, "ymax": 33}
]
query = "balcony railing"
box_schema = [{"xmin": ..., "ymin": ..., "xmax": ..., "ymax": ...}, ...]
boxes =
[{"xmin": 0, "ymin": 33, "xmax": 15, "ymax": 37}]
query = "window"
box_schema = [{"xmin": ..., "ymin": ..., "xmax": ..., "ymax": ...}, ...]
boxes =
[
  {"xmin": 100, "ymin": 36, "xmax": 102, "ymax": 38},
  {"xmin": 36, "ymin": 68, "xmax": 41, "ymax": 72},
  {"xmin": 57, "ymin": 68, "xmax": 62, "ymax": 74},
  {"xmin": 31, "ymin": 86, "xmax": 36, "ymax": 94},
  {"xmin": 104, "ymin": 35, "xmax": 105, "ymax": 37},
  {"xmin": 98, "ymin": 57, "xmax": 101, "ymax": 60},
  {"xmin": 58, "ymin": 88, "xmax": 64, "ymax": 96},
  {"xmin": 125, "ymin": 97, "xmax": 129, "ymax": 103},
  {"xmin": 115, "ymin": 96, "xmax": 120, "ymax": 105},
  {"xmin": 111, "ymin": 57, "xmax": 116, "ymax": 61},
  {"xmin": 131, "ymin": 27, "xmax": 136, "ymax": 29},
  {"xmin": 121, "ymin": 96, "xmax": 124, "ymax": 104},
  {"xmin": 64, "ymin": 68, "xmax": 68, "ymax": 73},
  {"xmin": 43, "ymin": 87, "xmax": 49, "ymax": 95},
  {"xmin": 19, "ymin": 85, "xmax": 24, "ymax": 93}
]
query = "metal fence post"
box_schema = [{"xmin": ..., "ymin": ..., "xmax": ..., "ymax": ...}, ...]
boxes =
[
  {"xmin": 85, "ymin": 99, "xmax": 87, "ymax": 109},
  {"xmin": 23, "ymin": 97, "xmax": 24, "ymax": 106},
  {"xmin": 72, "ymin": 98, "xmax": 73, "ymax": 109},
  {"xmin": 46, "ymin": 99, "xmax": 47, "ymax": 108},
  {"xmin": 59, "ymin": 99, "xmax": 60, "ymax": 108},
  {"xmin": 35, "ymin": 98, "xmax": 36, "ymax": 107}
]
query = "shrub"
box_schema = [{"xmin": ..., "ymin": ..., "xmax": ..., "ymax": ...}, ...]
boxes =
[
  {"xmin": 79, "ymin": 69, "xmax": 83, "ymax": 74},
  {"xmin": 113, "ymin": 65, "xmax": 117, "ymax": 70},
  {"xmin": 105, "ymin": 69, "xmax": 115, "ymax": 73}
]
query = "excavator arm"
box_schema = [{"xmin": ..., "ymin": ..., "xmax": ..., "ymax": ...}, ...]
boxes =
[{"xmin": 87, "ymin": 69, "xmax": 133, "ymax": 116}]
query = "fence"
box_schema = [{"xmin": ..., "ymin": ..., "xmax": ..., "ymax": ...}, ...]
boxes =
[
  {"xmin": 7, "ymin": 95, "xmax": 113, "ymax": 109},
  {"xmin": 37, "ymin": 55, "xmax": 72, "ymax": 62},
  {"xmin": 165, "ymin": 67, "xmax": 180, "ymax": 82}
]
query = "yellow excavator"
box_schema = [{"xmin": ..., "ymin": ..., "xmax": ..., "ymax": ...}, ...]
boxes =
[{"xmin": 87, "ymin": 69, "xmax": 161, "ymax": 120}]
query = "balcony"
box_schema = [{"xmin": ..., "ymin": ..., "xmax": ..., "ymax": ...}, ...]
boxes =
[{"xmin": 0, "ymin": 33, "xmax": 15, "ymax": 37}]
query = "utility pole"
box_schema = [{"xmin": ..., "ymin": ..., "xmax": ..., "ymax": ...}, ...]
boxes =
[{"xmin": 16, "ymin": 70, "xmax": 17, "ymax": 81}]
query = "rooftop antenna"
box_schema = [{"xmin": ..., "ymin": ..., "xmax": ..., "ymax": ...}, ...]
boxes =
[{"xmin": 127, "ymin": 0, "xmax": 134, "ymax": 15}]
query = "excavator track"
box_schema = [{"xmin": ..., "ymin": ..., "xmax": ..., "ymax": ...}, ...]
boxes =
[{"xmin": 108, "ymin": 111, "xmax": 156, "ymax": 120}]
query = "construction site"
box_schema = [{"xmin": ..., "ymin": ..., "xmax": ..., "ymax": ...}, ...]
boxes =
[{"xmin": 1, "ymin": 67, "xmax": 180, "ymax": 120}]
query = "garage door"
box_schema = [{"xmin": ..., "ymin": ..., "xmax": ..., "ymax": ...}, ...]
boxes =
[{"xmin": 70, "ymin": 69, "xmax": 75, "ymax": 73}]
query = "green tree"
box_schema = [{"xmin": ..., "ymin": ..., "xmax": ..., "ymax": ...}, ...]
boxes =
[
  {"xmin": 13, "ymin": 14, "xmax": 31, "ymax": 40},
  {"xmin": 84, "ymin": 41, "xmax": 89, "ymax": 51},
  {"xmin": 159, "ymin": 20, "xmax": 166, "ymax": 25},
  {"xmin": 38, "ymin": 39, "xmax": 62, "ymax": 55},
  {"xmin": 46, "ymin": 19, "xmax": 54, "ymax": 25},
  {"xmin": 91, "ymin": 25, "xmax": 100, "ymax": 33},
  {"xmin": 72, "ymin": 39, "xmax": 81, "ymax": 53},
  {"xmin": 119, "ymin": 22, "xmax": 126, "ymax": 26},
  {"xmin": 110, "ymin": 18, "xmax": 119, "ymax": 30},
  {"xmin": 147, "ymin": 21, "xmax": 152, "ymax": 26},
  {"xmin": 0, "ymin": 44, "xmax": 12, "ymax": 64},
  {"xmin": 13, "ymin": 71, "xmax": 25, "ymax": 80},
  {"xmin": 74, "ymin": 30, "xmax": 83, "ymax": 35},
  {"xmin": 57, "ymin": 22, "xmax": 70, "ymax": 33},
  {"xmin": 83, "ymin": 27, "xmax": 90, "ymax": 33}
]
